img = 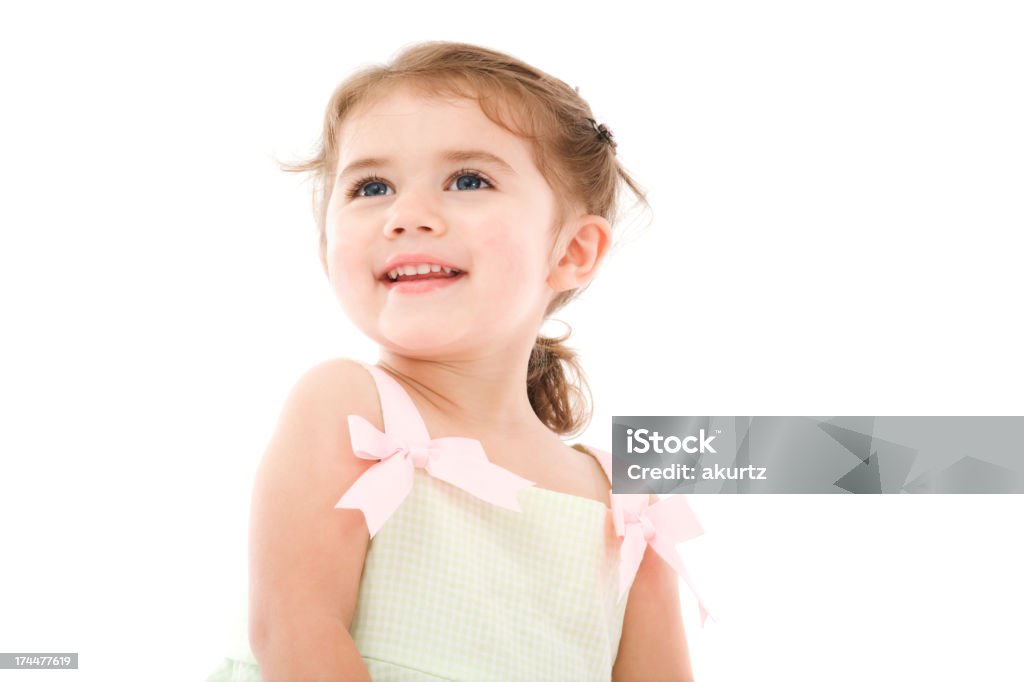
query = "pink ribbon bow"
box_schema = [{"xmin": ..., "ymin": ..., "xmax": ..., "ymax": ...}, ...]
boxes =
[
  {"xmin": 336, "ymin": 414, "xmax": 536, "ymax": 538},
  {"xmin": 612, "ymin": 493, "xmax": 712, "ymax": 627}
]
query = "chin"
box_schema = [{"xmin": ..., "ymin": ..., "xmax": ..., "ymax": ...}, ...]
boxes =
[{"xmin": 378, "ymin": 322, "xmax": 465, "ymax": 353}]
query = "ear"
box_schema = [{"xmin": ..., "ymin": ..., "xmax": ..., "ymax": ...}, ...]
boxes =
[{"xmin": 547, "ymin": 214, "xmax": 612, "ymax": 293}]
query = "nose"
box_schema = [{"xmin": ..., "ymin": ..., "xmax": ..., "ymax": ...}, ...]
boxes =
[
  {"xmin": 383, "ymin": 186, "xmax": 447, "ymax": 238},
  {"xmin": 384, "ymin": 222, "xmax": 443, "ymax": 238}
]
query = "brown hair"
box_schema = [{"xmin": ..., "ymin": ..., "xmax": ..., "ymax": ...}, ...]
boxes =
[{"xmin": 278, "ymin": 41, "xmax": 649, "ymax": 438}]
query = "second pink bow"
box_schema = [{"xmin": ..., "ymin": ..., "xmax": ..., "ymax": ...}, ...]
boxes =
[{"xmin": 613, "ymin": 493, "xmax": 712, "ymax": 627}]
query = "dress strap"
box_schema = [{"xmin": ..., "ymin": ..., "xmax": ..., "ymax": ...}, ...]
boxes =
[
  {"xmin": 578, "ymin": 444, "xmax": 614, "ymax": 490},
  {"xmin": 339, "ymin": 360, "xmax": 536, "ymax": 538},
  {"xmin": 577, "ymin": 445, "xmax": 713, "ymax": 626},
  {"xmin": 355, "ymin": 361, "xmax": 432, "ymax": 443}
]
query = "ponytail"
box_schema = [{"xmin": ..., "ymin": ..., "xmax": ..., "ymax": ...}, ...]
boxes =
[{"xmin": 527, "ymin": 326, "xmax": 592, "ymax": 438}]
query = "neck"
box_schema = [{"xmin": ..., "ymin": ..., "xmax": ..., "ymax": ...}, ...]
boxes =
[{"xmin": 376, "ymin": 341, "xmax": 550, "ymax": 439}]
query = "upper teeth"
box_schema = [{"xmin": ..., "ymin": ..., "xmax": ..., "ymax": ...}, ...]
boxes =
[{"xmin": 386, "ymin": 263, "xmax": 461, "ymax": 280}]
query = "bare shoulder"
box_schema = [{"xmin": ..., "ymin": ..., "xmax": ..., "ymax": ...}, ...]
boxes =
[
  {"xmin": 247, "ymin": 357, "xmax": 384, "ymax": 654},
  {"xmin": 566, "ymin": 443, "xmax": 616, "ymax": 505},
  {"xmin": 257, "ymin": 357, "xmax": 384, "ymax": 486},
  {"xmin": 284, "ymin": 357, "xmax": 381, "ymax": 422}
]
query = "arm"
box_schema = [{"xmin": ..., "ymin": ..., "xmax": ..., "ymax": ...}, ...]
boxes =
[
  {"xmin": 612, "ymin": 494, "xmax": 696, "ymax": 682},
  {"xmin": 247, "ymin": 359, "xmax": 380, "ymax": 682}
]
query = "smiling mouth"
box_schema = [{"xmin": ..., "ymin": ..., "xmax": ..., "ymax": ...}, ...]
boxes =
[
  {"xmin": 381, "ymin": 269, "xmax": 465, "ymax": 284},
  {"xmin": 382, "ymin": 271, "xmax": 466, "ymax": 286},
  {"xmin": 380, "ymin": 270, "xmax": 468, "ymax": 296}
]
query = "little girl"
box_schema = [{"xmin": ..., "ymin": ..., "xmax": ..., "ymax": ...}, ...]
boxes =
[{"xmin": 206, "ymin": 41, "xmax": 707, "ymax": 682}]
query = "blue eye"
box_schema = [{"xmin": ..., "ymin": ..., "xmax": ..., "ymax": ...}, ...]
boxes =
[
  {"xmin": 363, "ymin": 180, "xmax": 389, "ymax": 196},
  {"xmin": 452, "ymin": 172, "xmax": 488, "ymax": 191},
  {"xmin": 346, "ymin": 169, "xmax": 494, "ymax": 199},
  {"xmin": 347, "ymin": 175, "xmax": 390, "ymax": 198}
]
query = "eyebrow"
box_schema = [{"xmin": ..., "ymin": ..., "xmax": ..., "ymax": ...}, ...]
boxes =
[{"xmin": 337, "ymin": 149, "xmax": 516, "ymax": 181}]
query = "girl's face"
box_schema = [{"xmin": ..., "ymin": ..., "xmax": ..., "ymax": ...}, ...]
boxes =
[{"xmin": 325, "ymin": 87, "xmax": 568, "ymax": 358}]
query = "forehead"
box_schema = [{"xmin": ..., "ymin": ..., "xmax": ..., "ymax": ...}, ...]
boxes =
[{"xmin": 335, "ymin": 87, "xmax": 534, "ymax": 176}]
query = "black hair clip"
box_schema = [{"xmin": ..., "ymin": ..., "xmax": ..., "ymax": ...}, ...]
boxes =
[{"xmin": 586, "ymin": 117, "xmax": 617, "ymax": 151}]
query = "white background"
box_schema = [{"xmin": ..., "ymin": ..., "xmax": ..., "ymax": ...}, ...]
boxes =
[{"xmin": 1, "ymin": 1, "xmax": 1022, "ymax": 680}]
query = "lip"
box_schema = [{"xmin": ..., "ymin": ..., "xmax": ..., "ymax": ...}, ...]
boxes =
[
  {"xmin": 383, "ymin": 271, "xmax": 467, "ymax": 295},
  {"xmin": 378, "ymin": 252, "xmax": 465, "ymax": 280}
]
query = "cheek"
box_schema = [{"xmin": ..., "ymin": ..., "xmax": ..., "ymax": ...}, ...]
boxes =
[
  {"xmin": 478, "ymin": 231, "xmax": 547, "ymax": 282},
  {"xmin": 325, "ymin": 212, "xmax": 367, "ymax": 275},
  {"xmin": 324, "ymin": 218, "xmax": 373, "ymax": 315},
  {"xmin": 325, "ymin": 233, "xmax": 355, "ymax": 275}
]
